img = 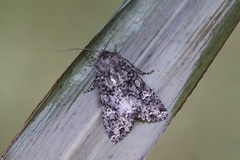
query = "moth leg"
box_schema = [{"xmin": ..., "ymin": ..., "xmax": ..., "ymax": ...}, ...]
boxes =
[
  {"xmin": 83, "ymin": 80, "xmax": 96, "ymax": 93},
  {"xmin": 132, "ymin": 67, "xmax": 154, "ymax": 75},
  {"xmin": 123, "ymin": 57, "xmax": 154, "ymax": 75},
  {"xmin": 86, "ymin": 51, "xmax": 96, "ymax": 61}
]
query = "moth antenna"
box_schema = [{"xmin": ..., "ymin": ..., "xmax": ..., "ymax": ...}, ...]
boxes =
[
  {"xmin": 57, "ymin": 48, "xmax": 98, "ymax": 52},
  {"xmin": 58, "ymin": 48, "xmax": 99, "ymax": 60}
]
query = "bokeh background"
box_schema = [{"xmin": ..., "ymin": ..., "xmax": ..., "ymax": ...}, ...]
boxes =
[{"xmin": 0, "ymin": 1, "xmax": 239, "ymax": 159}]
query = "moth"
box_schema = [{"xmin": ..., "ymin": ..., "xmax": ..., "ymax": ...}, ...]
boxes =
[{"xmin": 84, "ymin": 46, "xmax": 168, "ymax": 143}]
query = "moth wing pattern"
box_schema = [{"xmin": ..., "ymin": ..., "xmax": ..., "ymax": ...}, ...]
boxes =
[
  {"xmin": 121, "ymin": 57, "xmax": 168, "ymax": 122},
  {"xmin": 94, "ymin": 50, "xmax": 168, "ymax": 143}
]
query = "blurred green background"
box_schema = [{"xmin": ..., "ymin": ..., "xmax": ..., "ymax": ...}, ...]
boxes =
[{"xmin": 0, "ymin": 1, "xmax": 239, "ymax": 159}]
